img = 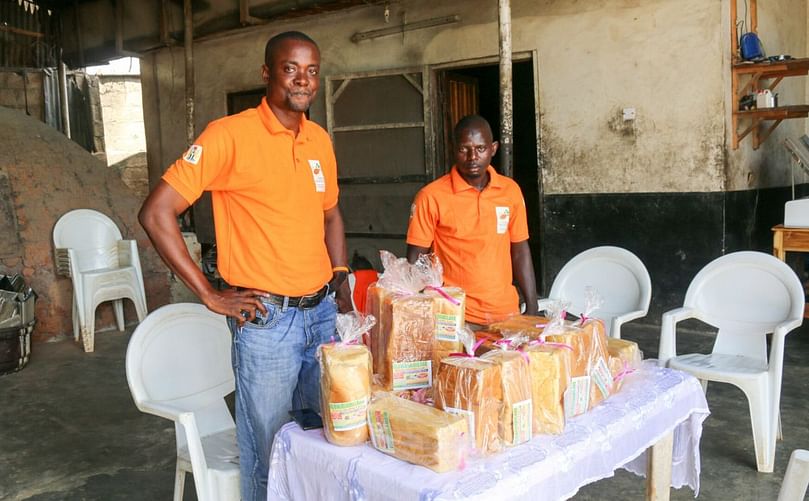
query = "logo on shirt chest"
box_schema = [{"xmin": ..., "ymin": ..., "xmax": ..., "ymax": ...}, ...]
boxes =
[
  {"xmin": 495, "ymin": 206, "xmax": 510, "ymax": 234},
  {"xmin": 308, "ymin": 160, "xmax": 326, "ymax": 192}
]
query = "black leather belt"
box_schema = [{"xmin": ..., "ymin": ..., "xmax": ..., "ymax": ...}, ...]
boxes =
[{"xmin": 240, "ymin": 285, "xmax": 329, "ymax": 309}]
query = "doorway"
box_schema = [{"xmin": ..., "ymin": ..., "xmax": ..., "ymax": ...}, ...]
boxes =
[{"xmin": 435, "ymin": 60, "xmax": 543, "ymax": 289}]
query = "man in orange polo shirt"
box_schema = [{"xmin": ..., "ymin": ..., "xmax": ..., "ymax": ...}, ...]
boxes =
[
  {"xmin": 139, "ymin": 31, "xmax": 348, "ymax": 501},
  {"xmin": 407, "ymin": 115, "xmax": 539, "ymax": 326}
]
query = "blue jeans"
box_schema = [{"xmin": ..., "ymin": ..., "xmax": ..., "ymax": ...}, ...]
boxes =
[{"xmin": 229, "ymin": 295, "xmax": 337, "ymax": 501}]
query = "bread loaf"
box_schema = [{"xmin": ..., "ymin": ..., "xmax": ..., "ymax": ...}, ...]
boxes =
[
  {"xmin": 384, "ymin": 294, "xmax": 436, "ymax": 391},
  {"xmin": 480, "ymin": 350, "xmax": 532, "ymax": 446},
  {"xmin": 319, "ymin": 343, "xmax": 373, "ymax": 446},
  {"xmin": 434, "ymin": 357, "xmax": 503, "ymax": 454},
  {"xmin": 607, "ymin": 337, "xmax": 642, "ymax": 392},
  {"xmin": 488, "ymin": 315, "xmax": 547, "ymax": 340},
  {"xmin": 424, "ymin": 287, "xmax": 465, "ymax": 373},
  {"xmin": 545, "ymin": 319, "xmax": 611, "ymax": 411},
  {"xmin": 523, "ymin": 344, "xmax": 570, "ymax": 435},
  {"xmin": 367, "ymin": 392, "xmax": 468, "ymax": 472}
]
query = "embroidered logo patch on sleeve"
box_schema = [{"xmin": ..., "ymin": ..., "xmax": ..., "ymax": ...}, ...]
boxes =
[{"xmin": 183, "ymin": 145, "xmax": 203, "ymax": 165}]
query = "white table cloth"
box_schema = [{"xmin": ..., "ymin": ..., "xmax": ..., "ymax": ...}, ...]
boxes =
[{"xmin": 268, "ymin": 362, "xmax": 710, "ymax": 501}]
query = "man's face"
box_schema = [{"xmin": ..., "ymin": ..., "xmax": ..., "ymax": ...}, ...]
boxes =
[
  {"xmin": 262, "ymin": 39, "xmax": 320, "ymax": 113},
  {"xmin": 454, "ymin": 126, "xmax": 498, "ymax": 181}
]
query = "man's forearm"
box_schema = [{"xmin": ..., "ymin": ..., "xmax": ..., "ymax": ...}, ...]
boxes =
[
  {"xmin": 138, "ymin": 184, "xmax": 216, "ymax": 303},
  {"xmin": 511, "ymin": 240, "xmax": 538, "ymax": 314}
]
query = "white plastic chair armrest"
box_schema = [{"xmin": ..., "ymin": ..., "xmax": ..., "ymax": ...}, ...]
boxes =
[
  {"xmin": 137, "ymin": 399, "xmax": 185, "ymax": 421},
  {"xmin": 537, "ymin": 298, "xmax": 555, "ymax": 313},
  {"xmin": 117, "ymin": 240, "xmax": 134, "ymax": 267},
  {"xmin": 773, "ymin": 317, "xmax": 803, "ymax": 338},
  {"xmin": 609, "ymin": 309, "xmax": 647, "ymax": 339},
  {"xmin": 614, "ymin": 309, "xmax": 646, "ymax": 325},
  {"xmin": 658, "ymin": 306, "xmax": 697, "ymax": 367},
  {"xmin": 178, "ymin": 411, "xmax": 211, "ymax": 501}
]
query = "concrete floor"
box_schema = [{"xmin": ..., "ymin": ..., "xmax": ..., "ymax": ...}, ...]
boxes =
[{"xmin": 1, "ymin": 320, "xmax": 808, "ymax": 501}]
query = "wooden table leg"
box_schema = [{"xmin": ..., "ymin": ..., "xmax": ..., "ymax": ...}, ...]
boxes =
[
  {"xmin": 646, "ymin": 430, "xmax": 673, "ymax": 501},
  {"xmin": 773, "ymin": 229, "xmax": 785, "ymax": 261}
]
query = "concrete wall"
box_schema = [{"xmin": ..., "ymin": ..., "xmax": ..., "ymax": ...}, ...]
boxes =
[
  {"xmin": 97, "ymin": 75, "xmax": 147, "ymax": 165},
  {"xmin": 142, "ymin": 0, "xmax": 733, "ymax": 196},
  {"xmin": 0, "ymin": 71, "xmax": 44, "ymax": 123}
]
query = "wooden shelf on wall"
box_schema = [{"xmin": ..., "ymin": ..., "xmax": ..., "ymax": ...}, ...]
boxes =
[{"xmin": 730, "ymin": 0, "xmax": 809, "ymax": 149}]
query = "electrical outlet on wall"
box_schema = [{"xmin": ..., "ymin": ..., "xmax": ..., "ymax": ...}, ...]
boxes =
[{"xmin": 622, "ymin": 107, "xmax": 636, "ymax": 121}]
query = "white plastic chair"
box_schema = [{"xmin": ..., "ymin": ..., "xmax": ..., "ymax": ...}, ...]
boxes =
[
  {"xmin": 53, "ymin": 209, "xmax": 148, "ymax": 352},
  {"xmin": 778, "ymin": 449, "xmax": 809, "ymax": 501},
  {"xmin": 658, "ymin": 251, "xmax": 804, "ymax": 473},
  {"xmin": 538, "ymin": 246, "xmax": 652, "ymax": 338},
  {"xmin": 126, "ymin": 303, "xmax": 239, "ymax": 501}
]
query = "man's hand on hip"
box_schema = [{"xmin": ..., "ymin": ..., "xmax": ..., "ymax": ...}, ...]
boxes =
[{"xmin": 202, "ymin": 288, "xmax": 269, "ymax": 325}]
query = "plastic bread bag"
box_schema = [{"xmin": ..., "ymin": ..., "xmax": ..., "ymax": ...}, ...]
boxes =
[
  {"xmin": 413, "ymin": 253, "xmax": 467, "ymax": 373},
  {"xmin": 522, "ymin": 330, "xmax": 572, "ymax": 435},
  {"xmin": 480, "ymin": 333, "xmax": 533, "ymax": 446},
  {"xmin": 542, "ymin": 294, "xmax": 611, "ymax": 414},
  {"xmin": 487, "ymin": 314, "xmax": 548, "ymax": 340},
  {"xmin": 576, "ymin": 287, "xmax": 613, "ymax": 408},
  {"xmin": 367, "ymin": 392, "xmax": 469, "ymax": 473},
  {"xmin": 607, "ymin": 337, "xmax": 643, "ymax": 392},
  {"xmin": 433, "ymin": 327, "xmax": 503, "ymax": 455},
  {"xmin": 366, "ymin": 251, "xmax": 435, "ymax": 390},
  {"xmin": 318, "ymin": 312, "xmax": 376, "ymax": 446}
]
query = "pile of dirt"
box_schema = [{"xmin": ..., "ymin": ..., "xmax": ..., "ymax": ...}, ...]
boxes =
[{"xmin": 0, "ymin": 106, "xmax": 170, "ymax": 342}]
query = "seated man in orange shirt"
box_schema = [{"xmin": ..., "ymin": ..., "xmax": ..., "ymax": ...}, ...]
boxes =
[{"xmin": 406, "ymin": 115, "xmax": 539, "ymax": 326}]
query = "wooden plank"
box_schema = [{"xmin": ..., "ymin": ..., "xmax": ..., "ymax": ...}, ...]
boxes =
[
  {"xmin": 333, "ymin": 122, "xmax": 424, "ymax": 133},
  {"xmin": 646, "ymin": 430, "xmax": 673, "ymax": 501},
  {"xmin": 338, "ymin": 174, "xmax": 427, "ymax": 185}
]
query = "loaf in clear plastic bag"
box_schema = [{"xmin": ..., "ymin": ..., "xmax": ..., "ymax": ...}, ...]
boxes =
[
  {"xmin": 413, "ymin": 253, "xmax": 466, "ymax": 377},
  {"xmin": 542, "ymin": 292, "xmax": 611, "ymax": 416},
  {"xmin": 365, "ymin": 251, "xmax": 435, "ymax": 391},
  {"xmin": 480, "ymin": 339, "xmax": 533, "ymax": 446},
  {"xmin": 434, "ymin": 327, "xmax": 503, "ymax": 454},
  {"xmin": 367, "ymin": 392, "xmax": 469, "ymax": 472},
  {"xmin": 607, "ymin": 337, "xmax": 643, "ymax": 392},
  {"xmin": 318, "ymin": 312, "xmax": 375, "ymax": 446}
]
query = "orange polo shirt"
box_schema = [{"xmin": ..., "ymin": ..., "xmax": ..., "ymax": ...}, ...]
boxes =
[
  {"xmin": 162, "ymin": 98, "xmax": 338, "ymax": 296},
  {"xmin": 407, "ymin": 166, "xmax": 529, "ymax": 324}
]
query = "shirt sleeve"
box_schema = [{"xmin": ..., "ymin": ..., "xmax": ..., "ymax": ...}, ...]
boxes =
[
  {"xmin": 161, "ymin": 122, "xmax": 234, "ymax": 205},
  {"xmin": 406, "ymin": 189, "xmax": 437, "ymax": 248},
  {"xmin": 509, "ymin": 186, "xmax": 530, "ymax": 243}
]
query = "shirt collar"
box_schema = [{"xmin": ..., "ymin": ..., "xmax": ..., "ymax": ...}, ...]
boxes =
[
  {"xmin": 257, "ymin": 97, "xmax": 309, "ymax": 137},
  {"xmin": 450, "ymin": 165, "xmax": 504, "ymax": 193}
]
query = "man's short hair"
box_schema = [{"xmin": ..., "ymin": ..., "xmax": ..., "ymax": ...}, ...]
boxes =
[
  {"xmin": 453, "ymin": 114, "xmax": 494, "ymax": 144},
  {"xmin": 264, "ymin": 31, "xmax": 318, "ymax": 67}
]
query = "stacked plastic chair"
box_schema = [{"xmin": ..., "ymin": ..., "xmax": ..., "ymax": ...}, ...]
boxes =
[{"xmin": 53, "ymin": 209, "xmax": 147, "ymax": 352}]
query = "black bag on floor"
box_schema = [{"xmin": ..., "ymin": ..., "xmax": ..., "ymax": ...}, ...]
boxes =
[{"xmin": 0, "ymin": 274, "xmax": 36, "ymax": 375}]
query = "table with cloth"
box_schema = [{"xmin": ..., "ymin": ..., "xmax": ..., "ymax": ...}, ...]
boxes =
[{"xmin": 268, "ymin": 362, "xmax": 710, "ymax": 501}]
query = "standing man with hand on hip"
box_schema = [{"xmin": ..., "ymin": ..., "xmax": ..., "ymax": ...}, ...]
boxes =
[
  {"xmin": 139, "ymin": 31, "xmax": 349, "ymax": 500},
  {"xmin": 406, "ymin": 114, "xmax": 538, "ymax": 327}
]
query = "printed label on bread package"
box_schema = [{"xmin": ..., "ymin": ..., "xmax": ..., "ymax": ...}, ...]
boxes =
[
  {"xmin": 495, "ymin": 206, "xmax": 510, "ymax": 234},
  {"xmin": 512, "ymin": 399, "xmax": 533, "ymax": 445},
  {"xmin": 391, "ymin": 360, "xmax": 432, "ymax": 390},
  {"xmin": 308, "ymin": 159, "xmax": 326, "ymax": 192},
  {"xmin": 445, "ymin": 406, "xmax": 476, "ymax": 446},
  {"xmin": 564, "ymin": 376, "xmax": 591, "ymax": 418},
  {"xmin": 435, "ymin": 313, "xmax": 461, "ymax": 342},
  {"xmin": 329, "ymin": 397, "xmax": 368, "ymax": 431},
  {"xmin": 369, "ymin": 410, "xmax": 394, "ymax": 453},
  {"xmin": 590, "ymin": 357, "xmax": 614, "ymax": 399}
]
